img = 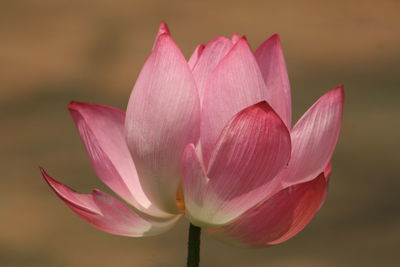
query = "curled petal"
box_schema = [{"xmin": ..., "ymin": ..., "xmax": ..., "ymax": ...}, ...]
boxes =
[
  {"xmin": 275, "ymin": 86, "xmax": 344, "ymax": 190},
  {"xmin": 41, "ymin": 168, "xmax": 180, "ymax": 237},
  {"xmin": 181, "ymin": 144, "xmax": 209, "ymax": 225},
  {"xmin": 201, "ymin": 38, "xmax": 267, "ymax": 166},
  {"xmin": 191, "ymin": 36, "xmax": 233, "ymax": 100},
  {"xmin": 125, "ymin": 33, "xmax": 200, "ymax": 213},
  {"xmin": 182, "ymin": 102, "xmax": 291, "ymax": 227},
  {"xmin": 209, "ymin": 172, "xmax": 328, "ymax": 248},
  {"xmin": 68, "ymin": 102, "xmax": 170, "ymax": 218},
  {"xmin": 207, "ymin": 102, "xmax": 291, "ymax": 204},
  {"xmin": 255, "ymin": 34, "xmax": 291, "ymax": 128}
]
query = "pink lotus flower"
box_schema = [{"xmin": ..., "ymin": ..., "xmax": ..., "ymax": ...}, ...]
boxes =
[{"xmin": 41, "ymin": 22, "xmax": 344, "ymax": 248}]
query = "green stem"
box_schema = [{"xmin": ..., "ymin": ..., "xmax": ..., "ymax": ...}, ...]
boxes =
[{"xmin": 186, "ymin": 223, "xmax": 201, "ymax": 267}]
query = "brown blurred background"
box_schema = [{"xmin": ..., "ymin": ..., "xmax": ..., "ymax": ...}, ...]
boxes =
[{"xmin": 1, "ymin": 0, "xmax": 399, "ymax": 266}]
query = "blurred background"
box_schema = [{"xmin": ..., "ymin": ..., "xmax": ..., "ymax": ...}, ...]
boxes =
[{"xmin": 1, "ymin": 0, "xmax": 399, "ymax": 266}]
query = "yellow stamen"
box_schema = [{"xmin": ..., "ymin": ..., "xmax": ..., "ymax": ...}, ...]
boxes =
[{"xmin": 176, "ymin": 187, "xmax": 185, "ymax": 212}]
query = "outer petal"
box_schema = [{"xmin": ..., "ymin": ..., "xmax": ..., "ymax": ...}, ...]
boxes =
[
  {"xmin": 182, "ymin": 102, "xmax": 291, "ymax": 227},
  {"xmin": 275, "ymin": 86, "xmax": 344, "ymax": 189},
  {"xmin": 208, "ymin": 172, "xmax": 328, "ymax": 248},
  {"xmin": 152, "ymin": 22, "xmax": 170, "ymax": 49},
  {"xmin": 324, "ymin": 161, "xmax": 332, "ymax": 179},
  {"xmin": 191, "ymin": 37, "xmax": 233, "ymax": 100},
  {"xmin": 188, "ymin": 44, "xmax": 205, "ymax": 70},
  {"xmin": 231, "ymin": 33, "xmax": 241, "ymax": 44},
  {"xmin": 201, "ymin": 38, "xmax": 267, "ymax": 166},
  {"xmin": 41, "ymin": 168, "xmax": 180, "ymax": 237},
  {"xmin": 125, "ymin": 33, "xmax": 200, "ymax": 213},
  {"xmin": 68, "ymin": 102, "xmax": 170, "ymax": 218},
  {"xmin": 255, "ymin": 34, "xmax": 291, "ymax": 128}
]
